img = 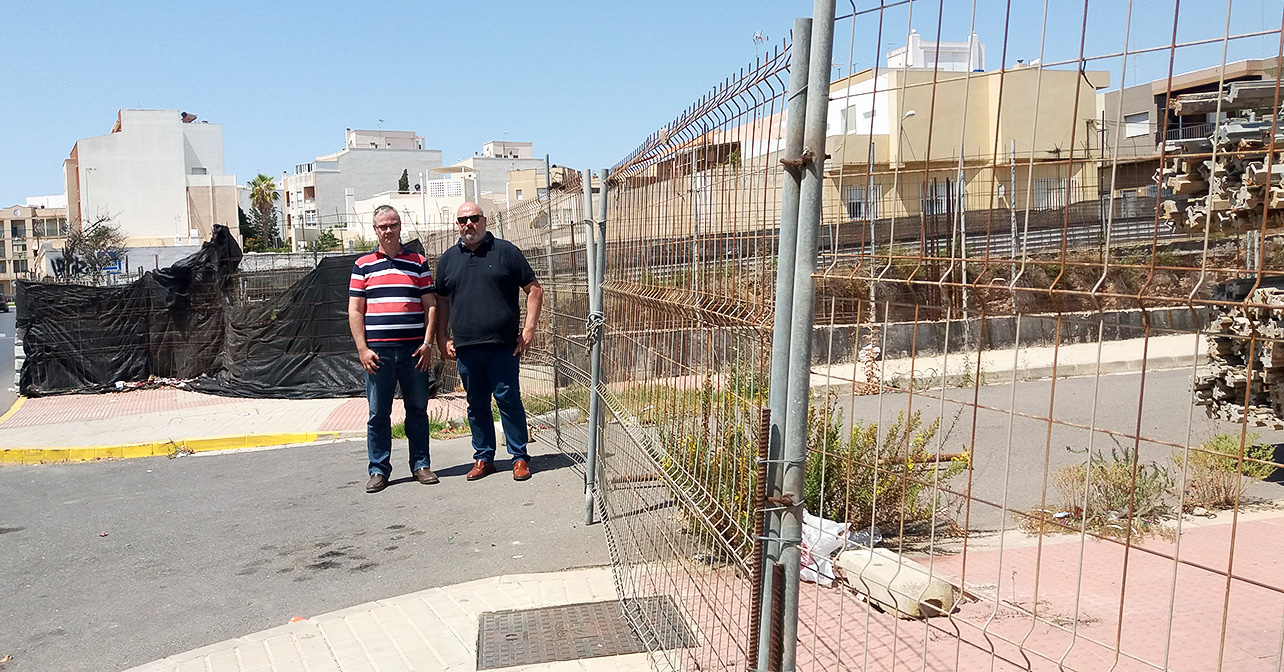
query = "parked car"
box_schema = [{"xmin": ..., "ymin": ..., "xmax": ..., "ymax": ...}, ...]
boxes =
[{"xmin": 0, "ymin": 293, "xmax": 9, "ymax": 312}]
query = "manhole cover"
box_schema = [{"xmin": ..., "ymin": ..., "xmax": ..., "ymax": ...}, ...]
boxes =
[{"xmin": 476, "ymin": 596, "xmax": 694, "ymax": 669}]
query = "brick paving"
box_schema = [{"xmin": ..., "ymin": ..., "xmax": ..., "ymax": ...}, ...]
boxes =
[
  {"xmin": 2, "ymin": 388, "xmax": 240, "ymax": 427},
  {"xmin": 318, "ymin": 393, "xmax": 471, "ymax": 432},
  {"xmin": 646, "ymin": 510, "xmax": 1284, "ymax": 672}
]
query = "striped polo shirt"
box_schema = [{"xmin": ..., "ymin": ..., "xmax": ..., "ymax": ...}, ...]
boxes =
[{"xmin": 349, "ymin": 249, "xmax": 434, "ymax": 344}]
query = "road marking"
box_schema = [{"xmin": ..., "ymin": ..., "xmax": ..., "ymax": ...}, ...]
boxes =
[{"xmin": 0, "ymin": 396, "xmax": 25, "ymax": 426}]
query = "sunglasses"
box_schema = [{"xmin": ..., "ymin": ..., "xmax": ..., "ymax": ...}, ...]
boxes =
[{"xmin": 456, "ymin": 215, "xmax": 482, "ymax": 224}]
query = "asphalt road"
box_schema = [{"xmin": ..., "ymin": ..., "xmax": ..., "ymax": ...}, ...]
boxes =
[
  {"xmin": 835, "ymin": 368, "xmax": 1284, "ymax": 531},
  {"xmin": 0, "ymin": 434, "xmax": 607, "ymax": 672}
]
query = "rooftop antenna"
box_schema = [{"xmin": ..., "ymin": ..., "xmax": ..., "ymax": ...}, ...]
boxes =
[{"xmin": 753, "ymin": 30, "xmax": 768, "ymax": 59}]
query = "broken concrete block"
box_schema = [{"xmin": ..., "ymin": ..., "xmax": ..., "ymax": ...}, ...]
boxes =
[{"xmin": 834, "ymin": 548, "xmax": 958, "ymax": 619}]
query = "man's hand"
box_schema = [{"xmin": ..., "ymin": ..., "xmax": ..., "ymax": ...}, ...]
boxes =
[
  {"xmin": 413, "ymin": 342, "xmax": 433, "ymax": 371},
  {"xmin": 359, "ymin": 347, "xmax": 381, "ymax": 374},
  {"xmin": 514, "ymin": 326, "xmax": 536, "ymax": 356},
  {"xmin": 441, "ymin": 339, "xmax": 457, "ymax": 361}
]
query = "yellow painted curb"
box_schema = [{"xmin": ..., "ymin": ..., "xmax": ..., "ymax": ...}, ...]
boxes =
[
  {"xmin": 0, "ymin": 396, "xmax": 27, "ymax": 427},
  {"xmin": 0, "ymin": 432, "xmax": 343, "ymax": 464}
]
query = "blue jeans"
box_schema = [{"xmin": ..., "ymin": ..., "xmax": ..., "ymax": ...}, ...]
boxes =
[
  {"xmin": 366, "ymin": 343, "xmax": 431, "ymax": 477},
  {"xmin": 454, "ymin": 343, "xmax": 530, "ymax": 463}
]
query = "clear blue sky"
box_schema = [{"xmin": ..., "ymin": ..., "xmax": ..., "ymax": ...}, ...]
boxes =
[{"xmin": 2, "ymin": 0, "xmax": 1280, "ymax": 208}]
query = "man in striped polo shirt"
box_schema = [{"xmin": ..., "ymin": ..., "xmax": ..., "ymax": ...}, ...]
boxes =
[{"xmin": 348, "ymin": 205, "xmax": 437, "ymax": 493}]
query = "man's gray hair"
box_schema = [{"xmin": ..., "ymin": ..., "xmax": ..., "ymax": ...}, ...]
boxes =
[{"xmin": 372, "ymin": 204, "xmax": 399, "ymax": 221}]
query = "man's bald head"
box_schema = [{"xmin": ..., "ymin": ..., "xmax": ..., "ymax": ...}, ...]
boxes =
[{"xmin": 455, "ymin": 201, "xmax": 487, "ymax": 250}]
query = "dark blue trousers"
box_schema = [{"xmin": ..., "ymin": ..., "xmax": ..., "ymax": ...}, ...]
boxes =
[
  {"xmin": 454, "ymin": 343, "xmax": 530, "ymax": 463},
  {"xmin": 365, "ymin": 343, "xmax": 431, "ymax": 477}
]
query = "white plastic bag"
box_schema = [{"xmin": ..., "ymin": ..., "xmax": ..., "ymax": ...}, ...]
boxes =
[{"xmin": 800, "ymin": 509, "xmax": 850, "ymax": 587}]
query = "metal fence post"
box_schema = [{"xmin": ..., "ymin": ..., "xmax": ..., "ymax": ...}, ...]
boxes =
[
  {"xmin": 543, "ymin": 155, "xmax": 563, "ymax": 449},
  {"xmin": 582, "ymin": 168, "xmax": 603, "ymax": 524},
  {"xmin": 590, "ymin": 168, "xmax": 609, "ymax": 520},
  {"xmin": 780, "ymin": 2, "xmax": 835, "ymax": 670},
  {"xmin": 757, "ymin": 16, "xmax": 812, "ymax": 672}
]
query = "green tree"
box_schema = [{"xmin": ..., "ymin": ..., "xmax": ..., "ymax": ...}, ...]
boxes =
[
  {"xmin": 248, "ymin": 174, "xmax": 281, "ymax": 247},
  {"xmin": 309, "ymin": 230, "xmax": 342, "ymax": 252},
  {"xmin": 237, "ymin": 206, "xmax": 265, "ymax": 252},
  {"xmin": 398, "ymin": 169, "xmax": 410, "ymax": 194}
]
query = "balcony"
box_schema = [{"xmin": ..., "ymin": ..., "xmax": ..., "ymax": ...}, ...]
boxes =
[{"xmin": 1164, "ymin": 121, "xmax": 1216, "ymax": 141}]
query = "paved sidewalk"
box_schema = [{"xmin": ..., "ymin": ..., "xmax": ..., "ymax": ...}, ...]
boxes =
[
  {"xmin": 0, "ymin": 388, "xmax": 470, "ymax": 461},
  {"xmin": 812, "ymin": 332, "xmax": 1208, "ymax": 389},
  {"xmin": 124, "ymin": 567, "xmax": 652, "ymax": 672}
]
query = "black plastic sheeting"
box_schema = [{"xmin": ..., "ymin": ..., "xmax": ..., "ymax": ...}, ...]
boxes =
[
  {"xmin": 18, "ymin": 225, "xmax": 242, "ymax": 396},
  {"xmin": 187, "ymin": 251, "xmax": 366, "ymax": 398},
  {"xmin": 17, "ymin": 227, "xmax": 432, "ymax": 399}
]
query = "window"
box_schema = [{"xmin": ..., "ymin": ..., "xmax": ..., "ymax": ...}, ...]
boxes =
[
  {"xmin": 845, "ymin": 184, "xmax": 880, "ymax": 220},
  {"xmin": 1124, "ymin": 112, "xmax": 1150, "ymax": 138},
  {"xmin": 920, "ymin": 180, "xmax": 951, "ymax": 216},
  {"xmin": 10, "ymin": 221, "xmax": 25, "ymax": 238},
  {"xmin": 13, "ymin": 260, "xmax": 28, "ymax": 274},
  {"xmin": 0, "ymin": 261, "xmax": 8, "ymax": 273},
  {"xmin": 1033, "ymin": 178, "xmax": 1079, "ymax": 210},
  {"xmin": 304, "ymin": 211, "xmax": 317, "ymax": 225},
  {"xmin": 32, "ymin": 218, "xmax": 67, "ymax": 237},
  {"xmin": 12, "ymin": 240, "xmax": 25, "ymax": 255},
  {"xmin": 190, "ymin": 167, "xmax": 207, "ymax": 175},
  {"xmin": 515, "ymin": 189, "xmax": 524, "ymax": 201}
]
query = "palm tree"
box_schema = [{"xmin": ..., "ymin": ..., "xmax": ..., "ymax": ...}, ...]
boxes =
[
  {"xmin": 249, "ymin": 174, "xmax": 279, "ymax": 213},
  {"xmin": 248, "ymin": 174, "xmax": 281, "ymax": 248}
]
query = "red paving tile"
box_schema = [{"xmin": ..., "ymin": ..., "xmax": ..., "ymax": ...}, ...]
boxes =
[
  {"xmin": 1, "ymin": 388, "xmax": 240, "ymax": 428},
  {"xmin": 654, "ymin": 514, "xmax": 1284, "ymax": 671},
  {"xmin": 318, "ymin": 393, "xmax": 469, "ymax": 431}
]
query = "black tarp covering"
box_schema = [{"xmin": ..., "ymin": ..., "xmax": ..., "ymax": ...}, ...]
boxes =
[
  {"xmin": 187, "ymin": 252, "xmax": 365, "ymax": 398},
  {"xmin": 18, "ymin": 225, "xmax": 242, "ymax": 395},
  {"xmin": 19, "ymin": 230, "xmax": 434, "ymax": 399},
  {"xmin": 187, "ymin": 240, "xmax": 428, "ymax": 398}
]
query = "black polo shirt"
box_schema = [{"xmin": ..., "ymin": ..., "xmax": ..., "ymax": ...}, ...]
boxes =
[{"xmin": 435, "ymin": 232, "xmax": 538, "ymax": 348}]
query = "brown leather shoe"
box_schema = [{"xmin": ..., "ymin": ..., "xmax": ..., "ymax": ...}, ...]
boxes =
[
  {"xmin": 413, "ymin": 467, "xmax": 439, "ymax": 485},
  {"xmin": 466, "ymin": 460, "xmax": 495, "ymax": 481},
  {"xmin": 512, "ymin": 459, "xmax": 531, "ymax": 481},
  {"xmin": 365, "ymin": 473, "xmax": 388, "ymax": 493}
]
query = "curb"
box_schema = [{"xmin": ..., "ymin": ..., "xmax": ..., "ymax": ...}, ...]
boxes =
[
  {"xmin": 0, "ymin": 395, "xmax": 26, "ymax": 426},
  {"xmin": 0, "ymin": 431, "xmax": 345, "ymax": 464}
]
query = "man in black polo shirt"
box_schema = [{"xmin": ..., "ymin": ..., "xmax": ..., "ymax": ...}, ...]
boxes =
[{"xmin": 435, "ymin": 202, "xmax": 544, "ymax": 481}]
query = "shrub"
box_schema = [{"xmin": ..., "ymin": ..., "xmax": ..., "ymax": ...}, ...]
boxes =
[
  {"xmin": 1049, "ymin": 445, "xmax": 1174, "ymax": 538},
  {"xmin": 803, "ymin": 398, "xmax": 965, "ymax": 534},
  {"xmin": 1176, "ymin": 433, "xmax": 1276, "ymax": 511}
]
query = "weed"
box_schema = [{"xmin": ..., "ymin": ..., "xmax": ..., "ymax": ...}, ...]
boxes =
[
  {"xmin": 1043, "ymin": 443, "xmax": 1175, "ymax": 539},
  {"xmin": 1176, "ymin": 432, "xmax": 1276, "ymax": 511},
  {"xmin": 803, "ymin": 398, "xmax": 965, "ymax": 534}
]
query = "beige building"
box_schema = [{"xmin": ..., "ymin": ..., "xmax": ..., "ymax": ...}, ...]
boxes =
[
  {"xmin": 0, "ymin": 202, "xmax": 69, "ymax": 294},
  {"xmin": 1097, "ymin": 57, "xmax": 1282, "ymax": 194},
  {"xmin": 822, "ymin": 63, "xmax": 1110, "ymax": 224}
]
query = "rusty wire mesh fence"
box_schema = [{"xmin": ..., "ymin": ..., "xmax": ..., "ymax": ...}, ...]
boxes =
[{"xmin": 505, "ymin": 1, "xmax": 1284, "ymax": 670}]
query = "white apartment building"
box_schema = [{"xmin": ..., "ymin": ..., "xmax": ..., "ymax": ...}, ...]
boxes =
[
  {"xmin": 886, "ymin": 30, "xmax": 985, "ymax": 73},
  {"xmin": 63, "ymin": 109, "xmax": 238, "ymax": 246},
  {"xmin": 448, "ymin": 141, "xmax": 546, "ymax": 206},
  {"xmin": 283, "ymin": 129, "xmax": 443, "ymax": 250}
]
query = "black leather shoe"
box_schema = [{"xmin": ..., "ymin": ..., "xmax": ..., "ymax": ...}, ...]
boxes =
[{"xmin": 366, "ymin": 473, "xmax": 388, "ymax": 493}]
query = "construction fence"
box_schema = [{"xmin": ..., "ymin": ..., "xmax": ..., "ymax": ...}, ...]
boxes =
[{"xmin": 503, "ymin": 1, "xmax": 1284, "ymax": 671}]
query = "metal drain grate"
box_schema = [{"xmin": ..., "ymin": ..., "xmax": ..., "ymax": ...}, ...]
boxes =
[{"xmin": 476, "ymin": 596, "xmax": 694, "ymax": 669}]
